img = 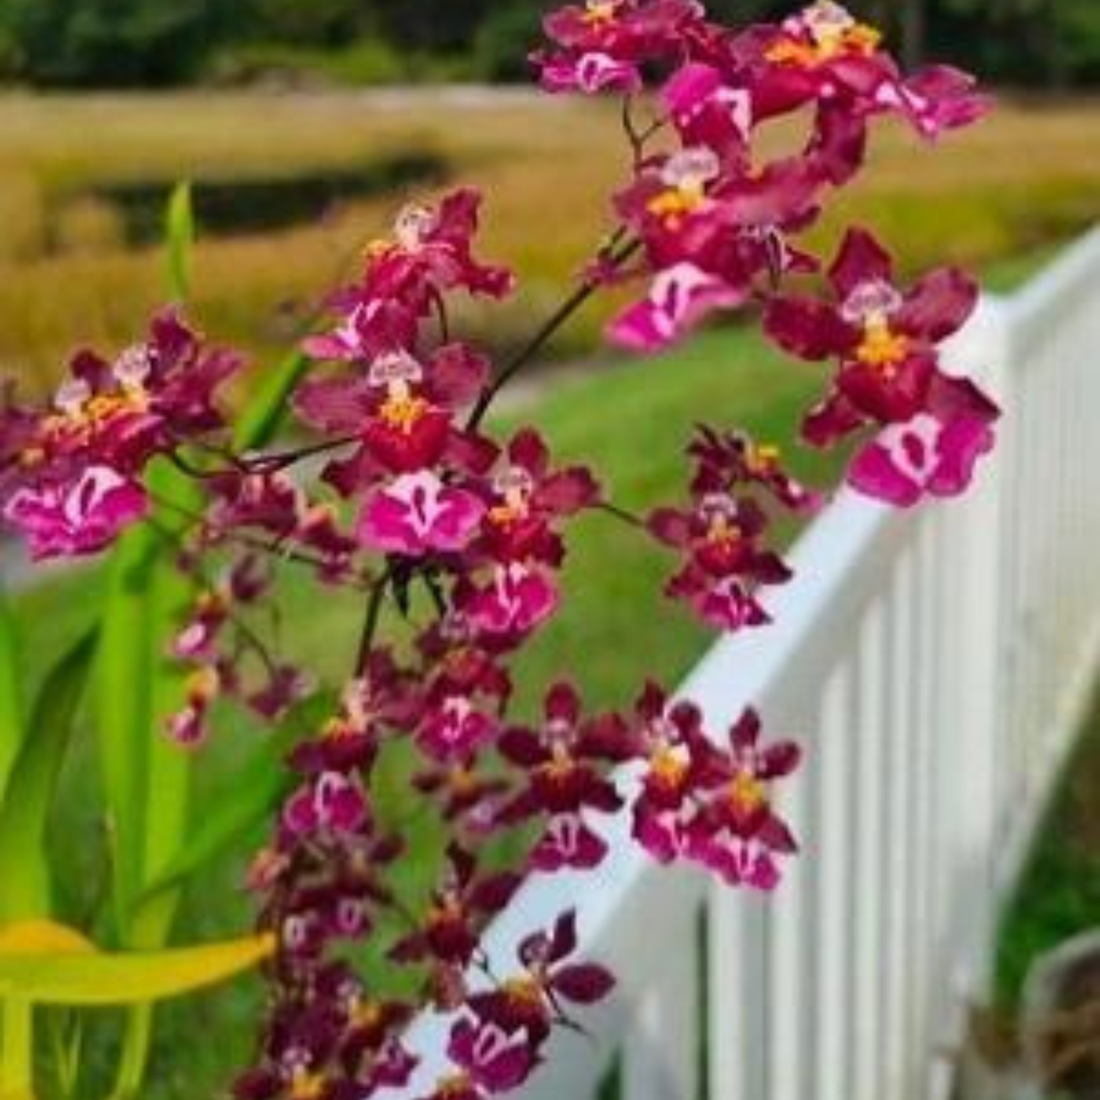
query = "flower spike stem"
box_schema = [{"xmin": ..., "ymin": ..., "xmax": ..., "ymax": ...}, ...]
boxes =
[{"xmin": 467, "ymin": 237, "xmax": 641, "ymax": 430}]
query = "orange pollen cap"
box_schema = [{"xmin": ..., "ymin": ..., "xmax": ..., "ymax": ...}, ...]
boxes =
[
  {"xmin": 350, "ymin": 998, "xmax": 383, "ymax": 1030},
  {"xmin": 186, "ymin": 665, "xmax": 220, "ymax": 703},
  {"xmin": 448, "ymin": 767, "xmax": 478, "ymax": 795},
  {"xmin": 437, "ymin": 1072, "xmax": 474, "ymax": 1098},
  {"xmin": 503, "ymin": 976, "xmax": 544, "ymax": 1007},
  {"xmin": 856, "ymin": 321, "xmax": 910, "ymax": 371},
  {"xmin": 379, "ymin": 393, "xmax": 430, "ymax": 434},
  {"xmin": 646, "ymin": 188, "xmax": 703, "ymax": 227},
  {"xmin": 290, "ymin": 1070, "xmax": 327, "ymax": 1100},
  {"xmin": 747, "ymin": 443, "xmax": 780, "ymax": 473},
  {"xmin": 707, "ymin": 517, "xmax": 742, "ymax": 546},
  {"xmin": 730, "ymin": 770, "xmax": 767, "ymax": 813},
  {"xmin": 650, "ymin": 746, "xmax": 688, "ymax": 789},
  {"xmin": 583, "ymin": 1, "xmax": 619, "ymax": 24},
  {"xmin": 542, "ymin": 743, "xmax": 576, "ymax": 782}
]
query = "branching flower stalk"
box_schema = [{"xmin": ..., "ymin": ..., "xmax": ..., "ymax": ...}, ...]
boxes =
[{"xmin": 0, "ymin": 3, "xmax": 998, "ymax": 1098}]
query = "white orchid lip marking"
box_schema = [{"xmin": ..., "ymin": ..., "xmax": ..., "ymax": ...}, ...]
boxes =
[
  {"xmin": 368, "ymin": 349, "xmax": 424, "ymax": 389},
  {"xmin": 840, "ymin": 278, "xmax": 904, "ymax": 325},
  {"xmin": 394, "ymin": 204, "xmax": 437, "ymax": 250},
  {"xmin": 660, "ymin": 146, "xmax": 721, "ymax": 191}
]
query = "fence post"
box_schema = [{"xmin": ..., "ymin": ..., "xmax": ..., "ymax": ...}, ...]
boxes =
[{"xmin": 938, "ymin": 299, "xmax": 1014, "ymax": 997}]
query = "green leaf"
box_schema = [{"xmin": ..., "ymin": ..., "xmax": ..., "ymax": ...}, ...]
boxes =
[
  {"xmin": 93, "ymin": 534, "xmax": 155, "ymax": 936},
  {"xmin": 0, "ymin": 589, "xmax": 25, "ymax": 807},
  {"xmin": 109, "ymin": 559, "xmax": 194, "ymax": 1099},
  {"xmin": 165, "ymin": 182, "xmax": 194, "ymax": 303},
  {"xmin": 233, "ymin": 349, "xmax": 310, "ymax": 452},
  {"xmin": 0, "ymin": 997, "xmax": 33, "ymax": 1100},
  {"xmin": 0, "ymin": 632, "xmax": 97, "ymax": 923},
  {"xmin": 139, "ymin": 692, "xmax": 333, "ymax": 901},
  {"xmin": 0, "ymin": 935, "xmax": 273, "ymax": 1006}
]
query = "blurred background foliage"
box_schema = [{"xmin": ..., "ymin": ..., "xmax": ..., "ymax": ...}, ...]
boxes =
[{"xmin": 0, "ymin": 0, "xmax": 1099, "ymax": 88}]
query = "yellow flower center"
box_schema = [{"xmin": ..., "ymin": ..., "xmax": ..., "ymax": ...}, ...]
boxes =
[
  {"xmin": 378, "ymin": 389, "xmax": 430, "ymax": 434},
  {"xmin": 706, "ymin": 515, "xmax": 742, "ymax": 548},
  {"xmin": 583, "ymin": 1, "xmax": 619, "ymax": 25},
  {"xmin": 186, "ymin": 665, "xmax": 219, "ymax": 704},
  {"xmin": 437, "ymin": 1073, "xmax": 474, "ymax": 1099},
  {"xmin": 543, "ymin": 742, "xmax": 576, "ymax": 783},
  {"xmin": 448, "ymin": 766, "xmax": 478, "ymax": 795},
  {"xmin": 349, "ymin": 998, "xmax": 383, "ymax": 1031},
  {"xmin": 428, "ymin": 897, "xmax": 463, "ymax": 929},
  {"xmin": 646, "ymin": 183, "xmax": 706, "ymax": 230},
  {"xmin": 42, "ymin": 387, "xmax": 147, "ymax": 445},
  {"xmin": 729, "ymin": 770, "xmax": 768, "ymax": 814},
  {"xmin": 746, "ymin": 443, "xmax": 781, "ymax": 475},
  {"xmin": 502, "ymin": 975, "xmax": 544, "ymax": 1009},
  {"xmin": 765, "ymin": 19, "xmax": 880, "ymax": 67},
  {"xmin": 649, "ymin": 745, "xmax": 689, "ymax": 790},
  {"xmin": 488, "ymin": 501, "xmax": 525, "ymax": 529},
  {"xmin": 855, "ymin": 318, "xmax": 910, "ymax": 372},
  {"xmin": 196, "ymin": 589, "xmax": 228, "ymax": 616},
  {"xmin": 364, "ymin": 238, "xmax": 394, "ymax": 265},
  {"xmin": 290, "ymin": 1070, "xmax": 327, "ymax": 1100}
]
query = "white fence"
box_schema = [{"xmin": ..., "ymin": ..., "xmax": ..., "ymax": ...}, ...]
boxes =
[{"xmin": 393, "ymin": 228, "xmax": 1100, "ymax": 1100}]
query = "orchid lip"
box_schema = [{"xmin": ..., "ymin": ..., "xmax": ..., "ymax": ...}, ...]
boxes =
[
  {"xmin": 840, "ymin": 278, "xmax": 903, "ymax": 323},
  {"xmin": 394, "ymin": 203, "xmax": 437, "ymax": 249}
]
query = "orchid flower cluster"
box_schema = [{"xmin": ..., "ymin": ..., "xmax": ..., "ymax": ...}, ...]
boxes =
[{"xmin": 0, "ymin": 2, "xmax": 997, "ymax": 1098}]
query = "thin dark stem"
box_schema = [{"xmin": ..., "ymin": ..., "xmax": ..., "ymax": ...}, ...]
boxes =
[
  {"xmin": 430, "ymin": 287, "xmax": 451, "ymax": 345},
  {"xmin": 621, "ymin": 93, "xmax": 668, "ymax": 169},
  {"xmin": 595, "ymin": 500, "xmax": 645, "ymax": 528},
  {"xmin": 465, "ymin": 237, "xmax": 642, "ymax": 431},
  {"xmin": 144, "ymin": 515, "xmax": 280, "ymax": 677},
  {"xmin": 354, "ymin": 565, "xmax": 393, "ymax": 676},
  {"xmin": 166, "ymin": 450, "xmax": 226, "ymax": 481},
  {"xmin": 247, "ymin": 434, "xmax": 359, "ymax": 473},
  {"xmin": 146, "ymin": 490, "xmax": 372, "ymax": 588}
]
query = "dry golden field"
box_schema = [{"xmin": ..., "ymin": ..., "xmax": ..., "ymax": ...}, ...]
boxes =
[{"xmin": 0, "ymin": 88, "xmax": 1097, "ymax": 392}]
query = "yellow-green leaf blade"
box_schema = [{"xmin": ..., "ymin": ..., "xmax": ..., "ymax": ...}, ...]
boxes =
[
  {"xmin": 0, "ymin": 631, "xmax": 97, "ymax": 922},
  {"xmin": 0, "ymin": 935, "xmax": 274, "ymax": 1005},
  {"xmin": 0, "ymin": 589, "xmax": 25, "ymax": 806},
  {"xmin": 165, "ymin": 181, "xmax": 194, "ymax": 303}
]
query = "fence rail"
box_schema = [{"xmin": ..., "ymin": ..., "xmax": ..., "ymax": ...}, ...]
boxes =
[{"xmin": 390, "ymin": 227, "xmax": 1100, "ymax": 1100}]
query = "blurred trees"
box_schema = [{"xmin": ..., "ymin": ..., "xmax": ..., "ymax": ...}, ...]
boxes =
[
  {"xmin": 0, "ymin": 0, "xmax": 223, "ymax": 85},
  {"xmin": 0, "ymin": 0, "xmax": 1098, "ymax": 87}
]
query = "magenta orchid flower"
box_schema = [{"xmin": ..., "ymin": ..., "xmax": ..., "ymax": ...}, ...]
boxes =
[
  {"xmin": 359, "ymin": 471, "xmax": 486, "ymax": 557},
  {"xmin": 3, "ymin": 465, "xmax": 148, "ymax": 560},
  {"xmin": 849, "ymin": 373, "xmax": 999, "ymax": 506}
]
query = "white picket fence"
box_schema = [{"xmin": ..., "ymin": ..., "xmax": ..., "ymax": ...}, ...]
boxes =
[{"xmin": 392, "ymin": 227, "xmax": 1100, "ymax": 1100}]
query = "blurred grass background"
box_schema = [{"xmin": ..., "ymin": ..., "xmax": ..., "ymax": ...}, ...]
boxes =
[{"xmin": 0, "ymin": 90, "xmax": 1098, "ymax": 394}]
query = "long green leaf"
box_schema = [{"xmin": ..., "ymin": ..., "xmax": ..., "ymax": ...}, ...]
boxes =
[
  {"xmin": 93, "ymin": 534, "xmax": 155, "ymax": 937},
  {"xmin": 0, "ymin": 631, "xmax": 96, "ymax": 923},
  {"xmin": 233, "ymin": 349, "xmax": 310, "ymax": 451},
  {"xmin": 0, "ymin": 935, "xmax": 273, "ymax": 1005},
  {"xmin": 139, "ymin": 691, "xmax": 333, "ymax": 901},
  {"xmin": 109, "ymin": 555, "xmax": 193, "ymax": 1100},
  {"xmin": 165, "ymin": 182, "xmax": 194, "ymax": 302},
  {"xmin": 0, "ymin": 589, "xmax": 25, "ymax": 806},
  {"xmin": 107, "ymin": 183, "xmax": 201, "ymax": 1093}
]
